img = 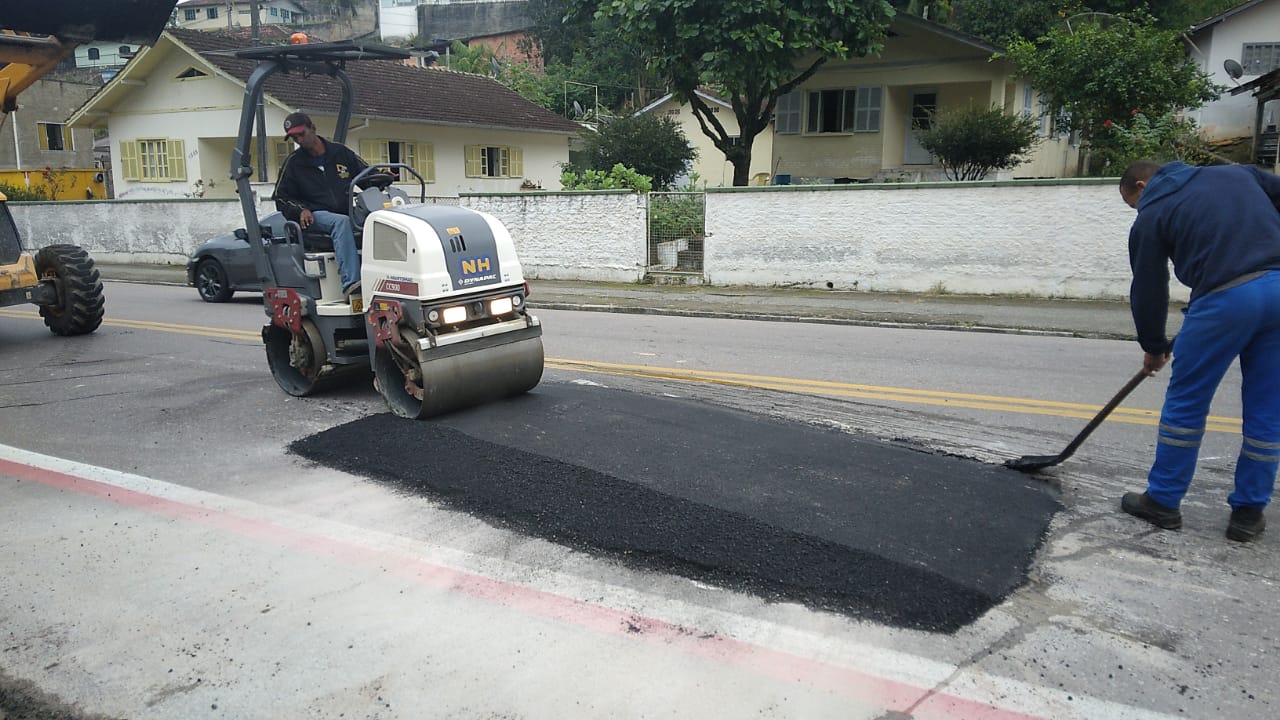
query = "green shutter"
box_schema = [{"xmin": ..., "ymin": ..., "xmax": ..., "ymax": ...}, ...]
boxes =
[
  {"xmin": 37, "ymin": 125, "xmax": 49, "ymax": 151},
  {"xmin": 464, "ymin": 145, "xmax": 482, "ymax": 177},
  {"xmin": 63, "ymin": 126, "xmax": 74, "ymax": 151},
  {"xmin": 419, "ymin": 143, "xmax": 435, "ymax": 182},
  {"xmin": 167, "ymin": 139, "xmax": 186, "ymax": 181},
  {"xmin": 119, "ymin": 140, "xmax": 140, "ymax": 180},
  {"xmin": 508, "ymin": 147, "xmax": 523, "ymax": 178}
]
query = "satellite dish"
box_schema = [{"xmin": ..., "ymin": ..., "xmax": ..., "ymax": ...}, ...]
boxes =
[
  {"xmin": 1225, "ymin": 58, "xmax": 1244, "ymax": 82},
  {"xmin": 573, "ymin": 100, "xmax": 584, "ymax": 117}
]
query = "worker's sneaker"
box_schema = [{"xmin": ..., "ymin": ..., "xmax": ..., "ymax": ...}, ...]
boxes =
[
  {"xmin": 1121, "ymin": 491, "xmax": 1182, "ymax": 530},
  {"xmin": 1227, "ymin": 506, "xmax": 1266, "ymax": 542},
  {"xmin": 343, "ymin": 281, "xmax": 361, "ymax": 298}
]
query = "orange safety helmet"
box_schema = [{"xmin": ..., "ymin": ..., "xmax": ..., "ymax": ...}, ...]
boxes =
[{"xmin": 290, "ymin": 32, "xmax": 309, "ymax": 45}]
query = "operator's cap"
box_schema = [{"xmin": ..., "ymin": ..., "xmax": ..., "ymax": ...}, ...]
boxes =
[{"xmin": 283, "ymin": 112, "xmax": 312, "ymax": 138}]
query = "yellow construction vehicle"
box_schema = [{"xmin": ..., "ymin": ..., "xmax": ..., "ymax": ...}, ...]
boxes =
[{"xmin": 0, "ymin": 1, "xmax": 176, "ymax": 334}]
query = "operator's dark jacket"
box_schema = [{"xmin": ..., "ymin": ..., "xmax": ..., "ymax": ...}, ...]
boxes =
[
  {"xmin": 1129, "ymin": 162, "xmax": 1280, "ymax": 354},
  {"xmin": 272, "ymin": 137, "xmax": 368, "ymax": 222}
]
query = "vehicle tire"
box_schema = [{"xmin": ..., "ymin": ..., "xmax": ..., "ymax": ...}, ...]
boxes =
[
  {"xmin": 195, "ymin": 258, "xmax": 233, "ymax": 303},
  {"xmin": 34, "ymin": 244, "xmax": 105, "ymax": 336}
]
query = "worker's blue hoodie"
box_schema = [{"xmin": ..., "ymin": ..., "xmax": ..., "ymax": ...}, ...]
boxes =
[{"xmin": 1128, "ymin": 161, "xmax": 1280, "ymax": 354}]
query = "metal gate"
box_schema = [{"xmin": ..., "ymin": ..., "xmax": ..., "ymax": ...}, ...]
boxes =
[{"xmin": 646, "ymin": 192, "xmax": 705, "ymax": 272}]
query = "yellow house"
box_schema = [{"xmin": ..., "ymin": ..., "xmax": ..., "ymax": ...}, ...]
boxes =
[
  {"xmin": 772, "ymin": 14, "xmax": 1079, "ymax": 183},
  {"xmin": 635, "ymin": 89, "xmax": 774, "ymax": 187},
  {"xmin": 66, "ymin": 28, "xmax": 580, "ymax": 199}
]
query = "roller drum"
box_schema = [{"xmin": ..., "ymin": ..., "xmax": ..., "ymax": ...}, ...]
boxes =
[{"xmin": 377, "ymin": 332, "xmax": 544, "ymax": 419}]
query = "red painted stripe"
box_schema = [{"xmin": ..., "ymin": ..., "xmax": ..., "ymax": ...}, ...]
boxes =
[{"xmin": 2, "ymin": 457, "xmax": 1046, "ymax": 720}]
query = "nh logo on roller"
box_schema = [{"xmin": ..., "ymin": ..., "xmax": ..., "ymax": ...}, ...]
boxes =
[{"xmin": 461, "ymin": 257, "xmax": 491, "ymax": 275}]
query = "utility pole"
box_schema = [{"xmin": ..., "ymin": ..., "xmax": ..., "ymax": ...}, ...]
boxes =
[{"xmin": 252, "ymin": 1, "xmax": 267, "ymax": 182}]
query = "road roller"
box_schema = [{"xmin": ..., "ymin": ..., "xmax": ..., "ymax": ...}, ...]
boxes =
[{"xmin": 227, "ymin": 40, "xmax": 542, "ymax": 418}]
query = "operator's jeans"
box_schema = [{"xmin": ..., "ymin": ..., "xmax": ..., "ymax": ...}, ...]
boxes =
[
  {"xmin": 1146, "ymin": 270, "xmax": 1280, "ymax": 510},
  {"xmin": 310, "ymin": 210, "xmax": 360, "ymax": 291}
]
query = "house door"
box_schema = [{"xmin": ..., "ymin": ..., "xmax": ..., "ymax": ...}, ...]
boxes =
[{"xmin": 903, "ymin": 91, "xmax": 937, "ymax": 165}]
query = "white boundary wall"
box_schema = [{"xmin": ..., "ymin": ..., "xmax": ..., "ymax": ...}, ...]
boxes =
[
  {"xmin": 9, "ymin": 180, "xmax": 1170, "ymax": 300},
  {"xmin": 705, "ymin": 180, "xmax": 1157, "ymax": 300},
  {"xmin": 464, "ymin": 192, "xmax": 647, "ymax": 283}
]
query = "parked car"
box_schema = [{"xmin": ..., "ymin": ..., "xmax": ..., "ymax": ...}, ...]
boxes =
[{"xmin": 186, "ymin": 213, "xmax": 293, "ymax": 302}]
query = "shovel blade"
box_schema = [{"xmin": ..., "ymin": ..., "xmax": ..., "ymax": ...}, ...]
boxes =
[{"xmin": 1004, "ymin": 454, "xmax": 1062, "ymax": 473}]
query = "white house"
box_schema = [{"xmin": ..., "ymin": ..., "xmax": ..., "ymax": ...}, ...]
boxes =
[
  {"xmin": 636, "ymin": 90, "xmax": 774, "ymax": 187},
  {"xmin": 66, "ymin": 28, "xmax": 582, "ymax": 199},
  {"xmin": 1187, "ymin": 0, "xmax": 1280, "ymax": 143},
  {"xmin": 172, "ymin": 0, "xmax": 307, "ymax": 31},
  {"xmin": 74, "ymin": 43, "xmax": 141, "ymax": 70}
]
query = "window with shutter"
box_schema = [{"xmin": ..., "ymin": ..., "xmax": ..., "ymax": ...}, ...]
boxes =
[
  {"xmin": 775, "ymin": 92, "xmax": 802, "ymax": 134},
  {"xmin": 167, "ymin": 139, "xmax": 186, "ymax": 181},
  {"xmin": 465, "ymin": 146, "xmax": 483, "ymax": 177},
  {"xmin": 419, "ymin": 143, "xmax": 435, "ymax": 182},
  {"xmin": 36, "ymin": 122, "xmax": 69, "ymax": 151},
  {"xmin": 119, "ymin": 141, "xmax": 140, "ymax": 180},
  {"xmin": 467, "ymin": 145, "xmax": 520, "ymax": 177},
  {"xmin": 508, "ymin": 147, "xmax": 523, "ymax": 178}
]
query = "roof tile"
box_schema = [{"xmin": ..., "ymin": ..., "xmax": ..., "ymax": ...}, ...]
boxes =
[{"xmin": 168, "ymin": 28, "xmax": 581, "ymax": 135}]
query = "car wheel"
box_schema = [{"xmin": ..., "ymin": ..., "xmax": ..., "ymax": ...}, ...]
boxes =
[{"xmin": 195, "ymin": 258, "xmax": 233, "ymax": 303}]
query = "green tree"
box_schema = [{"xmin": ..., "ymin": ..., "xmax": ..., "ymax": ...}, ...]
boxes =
[
  {"xmin": 525, "ymin": 0, "xmax": 596, "ymax": 65},
  {"xmin": 574, "ymin": 113, "xmax": 696, "ymax": 190},
  {"xmin": 580, "ymin": 0, "xmax": 896, "ymax": 186},
  {"xmin": 439, "ymin": 41, "xmax": 499, "ymax": 75},
  {"xmin": 952, "ymin": 0, "xmax": 1063, "ymax": 43},
  {"xmin": 1003, "ymin": 12, "xmax": 1219, "ymax": 174},
  {"xmin": 944, "ymin": 2, "xmax": 1238, "ymax": 44},
  {"xmin": 525, "ymin": 0, "xmax": 656, "ymax": 112},
  {"xmin": 915, "ymin": 104, "xmax": 1041, "ymax": 180}
]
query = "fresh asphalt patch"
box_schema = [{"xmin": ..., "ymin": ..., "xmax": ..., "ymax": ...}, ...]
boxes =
[{"xmin": 290, "ymin": 383, "xmax": 1060, "ymax": 633}]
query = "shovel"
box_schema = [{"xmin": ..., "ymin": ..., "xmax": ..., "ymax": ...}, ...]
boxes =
[{"xmin": 1005, "ymin": 369, "xmax": 1149, "ymax": 473}]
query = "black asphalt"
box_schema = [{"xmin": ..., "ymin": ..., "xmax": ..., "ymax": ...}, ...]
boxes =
[{"xmin": 291, "ymin": 382, "xmax": 1060, "ymax": 634}]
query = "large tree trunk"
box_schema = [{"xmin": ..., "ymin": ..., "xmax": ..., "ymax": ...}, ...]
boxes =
[{"xmin": 730, "ymin": 151, "xmax": 752, "ymax": 186}]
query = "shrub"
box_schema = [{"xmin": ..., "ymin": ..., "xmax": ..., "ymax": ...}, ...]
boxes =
[
  {"xmin": 0, "ymin": 181, "xmax": 51, "ymax": 201},
  {"xmin": 915, "ymin": 104, "xmax": 1041, "ymax": 181},
  {"xmin": 1096, "ymin": 109, "xmax": 1210, "ymax": 170},
  {"xmin": 561, "ymin": 163, "xmax": 653, "ymax": 194},
  {"xmin": 649, "ymin": 193, "xmax": 704, "ymax": 241},
  {"xmin": 574, "ymin": 113, "xmax": 694, "ymax": 190}
]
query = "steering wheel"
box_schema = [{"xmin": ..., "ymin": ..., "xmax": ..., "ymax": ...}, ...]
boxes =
[{"xmin": 362, "ymin": 172, "xmax": 395, "ymax": 189}]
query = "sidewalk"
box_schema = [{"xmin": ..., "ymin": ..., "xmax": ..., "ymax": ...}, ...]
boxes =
[{"xmin": 98, "ymin": 263, "xmax": 1151, "ymax": 341}]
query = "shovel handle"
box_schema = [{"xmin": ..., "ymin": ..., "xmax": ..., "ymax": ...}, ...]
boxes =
[{"xmin": 1054, "ymin": 369, "xmax": 1149, "ymax": 463}]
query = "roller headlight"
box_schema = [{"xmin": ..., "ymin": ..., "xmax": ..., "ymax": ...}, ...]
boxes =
[
  {"xmin": 489, "ymin": 297, "xmax": 514, "ymax": 316},
  {"xmin": 427, "ymin": 309, "xmax": 439, "ymax": 322},
  {"xmin": 441, "ymin": 306, "xmax": 467, "ymax": 325}
]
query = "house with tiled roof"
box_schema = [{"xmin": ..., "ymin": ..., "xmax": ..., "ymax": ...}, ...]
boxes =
[
  {"xmin": 66, "ymin": 28, "xmax": 581, "ymax": 198},
  {"xmin": 1186, "ymin": 0, "xmax": 1280, "ymax": 156},
  {"xmin": 773, "ymin": 14, "xmax": 1078, "ymax": 182}
]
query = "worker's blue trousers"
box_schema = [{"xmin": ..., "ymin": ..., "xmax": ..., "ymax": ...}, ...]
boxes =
[
  {"xmin": 1146, "ymin": 270, "xmax": 1280, "ymax": 510},
  {"xmin": 310, "ymin": 210, "xmax": 360, "ymax": 291}
]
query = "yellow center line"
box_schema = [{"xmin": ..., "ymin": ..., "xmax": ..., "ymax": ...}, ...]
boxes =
[
  {"xmin": 544, "ymin": 359, "xmax": 1243, "ymax": 434},
  {"xmin": 1, "ymin": 309, "xmax": 1244, "ymax": 432}
]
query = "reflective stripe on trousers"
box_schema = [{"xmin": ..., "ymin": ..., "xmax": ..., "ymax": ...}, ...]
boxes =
[{"xmin": 1146, "ymin": 270, "xmax": 1280, "ymax": 510}]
